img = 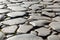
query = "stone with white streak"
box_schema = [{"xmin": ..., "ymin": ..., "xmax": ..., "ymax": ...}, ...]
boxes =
[{"xmin": 7, "ymin": 12, "xmax": 26, "ymax": 17}]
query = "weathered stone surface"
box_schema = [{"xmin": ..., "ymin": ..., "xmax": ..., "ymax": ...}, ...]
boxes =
[
  {"xmin": 1, "ymin": 25, "xmax": 17, "ymax": 33},
  {"xmin": 30, "ymin": 20, "xmax": 50, "ymax": 26},
  {"xmin": 0, "ymin": 9, "xmax": 10, "ymax": 13},
  {"xmin": 35, "ymin": 27, "xmax": 51, "ymax": 36},
  {"xmin": 7, "ymin": 12, "xmax": 26, "ymax": 17},
  {"xmin": 42, "ymin": 11, "xmax": 55, "ymax": 17},
  {"xmin": 0, "ymin": 14, "xmax": 5, "ymax": 20},
  {"xmin": 49, "ymin": 22, "xmax": 60, "ymax": 32},
  {"xmin": 17, "ymin": 24, "xmax": 33, "ymax": 33},
  {"xmin": 43, "ymin": 0, "xmax": 53, "ymax": 2},
  {"xmin": 29, "ymin": 4, "xmax": 42, "ymax": 10},
  {"xmin": 52, "ymin": 16, "xmax": 60, "ymax": 22},
  {"xmin": 48, "ymin": 35, "xmax": 60, "ymax": 40},
  {"xmin": 8, "ymin": 6, "xmax": 27, "ymax": 11},
  {"xmin": 0, "ymin": 4, "xmax": 6, "ymax": 8},
  {"xmin": 6, "ymin": 34, "xmax": 43, "ymax": 40},
  {"xmin": 0, "ymin": 32, "xmax": 5, "ymax": 40},
  {"xmin": 1, "ymin": 18, "xmax": 27, "ymax": 25}
]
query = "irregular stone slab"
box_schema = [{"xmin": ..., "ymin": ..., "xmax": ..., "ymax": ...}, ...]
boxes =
[
  {"xmin": 28, "ymin": 13, "xmax": 51, "ymax": 20},
  {"xmin": 52, "ymin": 16, "xmax": 60, "ymax": 22},
  {"xmin": 17, "ymin": 24, "xmax": 33, "ymax": 33},
  {"xmin": 0, "ymin": 0, "xmax": 7, "ymax": 2},
  {"xmin": 23, "ymin": 2, "xmax": 39, "ymax": 5},
  {"xmin": 46, "ymin": 4, "xmax": 60, "ymax": 9},
  {"xmin": 54, "ymin": 0, "xmax": 60, "ymax": 2},
  {"xmin": 56, "ymin": 13, "xmax": 60, "ymax": 15},
  {"xmin": 49, "ymin": 22, "xmax": 60, "ymax": 32},
  {"xmin": 53, "ymin": 9, "xmax": 60, "ymax": 12},
  {"xmin": 1, "ymin": 25, "xmax": 17, "ymax": 33},
  {"xmin": 43, "ymin": 0, "xmax": 53, "ymax": 2},
  {"xmin": 42, "ymin": 11, "xmax": 55, "ymax": 17},
  {"xmin": 48, "ymin": 35, "xmax": 60, "ymax": 40},
  {"xmin": 7, "ymin": 12, "xmax": 26, "ymax": 17},
  {"xmin": 29, "ymin": 4, "xmax": 43, "ymax": 10},
  {"xmin": 40, "ymin": 2, "xmax": 53, "ymax": 5},
  {"xmin": 7, "ymin": 3, "xmax": 21, "ymax": 7},
  {"xmin": 10, "ymin": 0, "xmax": 27, "ymax": 2},
  {"xmin": 35, "ymin": 27, "xmax": 51, "ymax": 36},
  {"xmin": 0, "ymin": 32, "xmax": 5, "ymax": 40},
  {"xmin": 21, "ymin": 4, "xmax": 31, "ymax": 8},
  {"xmin": 6, "ymin": 34, "xmax": 43, "ymax": 40},
  {"xmin": 42, "ymin": 9, "xmax": 53, "ymax": 11},
  {"xmin": 8, "ymin": 6, "xmax": 27, "ymax": 11},
  {"xmin": 0, "ymin": 14, "xmax": 5, "ymax": 20},
  {"xmin": 1, "ymin": 18, "xmax": 26, "ymax": 25},
  {"xmin": 0, "ymin": 4, "xmax": 5, "ymax": 8},
  {"xmin": 30, "ymin": 20, "xmax": 50, "ymax": 26},
  {"xmin": 0, "ymin": 9, "xmax": 10, "ymax": 13}
]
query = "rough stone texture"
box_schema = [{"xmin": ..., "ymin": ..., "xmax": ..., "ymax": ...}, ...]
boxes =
[
  {"xmin": 17, "ymin": 24, "xmax": 33, "ymax": 33},
  {"xmin": 47, "ymin": 35, "xmax": 60, "ymax": 40},
  {"xmin": 49, "ymin": 22, "xmax": 60, "ymax": 32},
  {"xmin": 7, "ymin": 12, "xmax": 26, "ymax": 17},
  {"xmin": 30, "ymin": 20, "xmax": 50, "ymax": 26},
  {"xmin": 6, "ymin": 34, "xmax": 43, "ymax": 40},
  {"xmin": 1, "ymin": 18, "xmax": 27, "ymax": 25},
  {"xmin": 35, "ymin": 27, "xmax": 51, "ymax": 36},
  {"xmin": 1, "ymin": 25, "xmax": 17, "ymax": 33},
  {"xmin": 0, "ymin": 32, "xmax": 5, "ymax": 40}
]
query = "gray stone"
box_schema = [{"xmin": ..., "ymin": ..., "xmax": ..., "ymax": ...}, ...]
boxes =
[
  {"xmin": 49, "ymin": 22, "xmax": 60, "ymax": 32},
  {"xmin": 40, "ymin": 2, "xmax": 53, "ymax": 5},
  {"xmin": 30, "ymin": 20, "xmax": 50, "ymax": 26},
  {"xmin": 46, "ymin": 4, "xmax": 60, "ymax": 9},
  {"xmin": 48, "ymin": 35, "xmax": 60, "ymax": 40},
  {"xmin": 35, "ymin": 27, "xmax": 51, "ymax": 36},
  {"xmin": 42, "ymin": 11, "xmax": 55, "ymax": 17},
  {"xmin": 6, "ymin": 34, "xmax": 43, "ymax": 40},
  {"xmin": 8, "ymin": 6, "xmax": 27, "ymax": 11},
  {"xmin": 0, "ymin": 14, "xmax": 5, "ymax": 20},
  {"xmin": 0, "ymin": 4, "xmax": 5, "ymax": 8},
  {"xmin": 1, "ymin": 25, "xmax": 17, "ymax": 33},
  {"xmin": 0, "ymin": 9, "xmax": 10, "ymax": 13},
  {"xmin": 52, "ymin": 16, "xmax": 60, "ymax": 22},
  {"xmin": 17, "ymin": 24, "xmax": 33, "ymax": 33},
  {"xmin": 29, "ymin": 4, "xmax": 42, "ymax": 10},
  {"xmin": 43, "ymin": 0, "xmax": 53, "ymax": 2},
  {"xmin": 0, "ymin": 32, "xmax": 5, "ymax": 40},
  {"xmin": 1, "ymin": 18, "xmax": 26, "ymax": 25},
  {"xmin": 53, "ymin": 9, "xmax": 60, "ymax": 12},
  {"xmin": 7, "ymin": 12, "xmax": 26, "ymax": 17}
]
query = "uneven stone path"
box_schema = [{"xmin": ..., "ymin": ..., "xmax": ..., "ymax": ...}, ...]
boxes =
[{"xmin": 0, "ymin": 0, "xmax": 60, "ymax": 40}]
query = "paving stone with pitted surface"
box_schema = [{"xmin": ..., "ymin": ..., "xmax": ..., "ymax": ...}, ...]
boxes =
[
  {"xmin": 1, "ymin": 25, "xmax": 17, "ymax": 33},
  {"xmin": 6, "ymin": 34, "xmax": 43, "ymax": 40},
  {"xmin": 1, "ymin": 18, "xmax": 27, "ymax": 25},
  {"xmin": 35, "ymin": 27, "xmax": 51, "ymax": 36},
  {"xmin": 17, "ymin": 24, "xmax": 33, "ymax": 33},
  {"xmin": 49, "ymin": 22, "xmax": 60, "ymax": 32},
  {"xmin": 47, "ymin": 35, "xmax": 60, "ymax": 40},
  {"xmin": 7, "ymin": 12, "xmax": 26, "ymax": 17},
  {"xmin": 30, "ymin": 20, "xmax": 50, "ymax": 26}
]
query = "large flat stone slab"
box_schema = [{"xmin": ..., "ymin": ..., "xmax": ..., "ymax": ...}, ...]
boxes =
[
  {"xmin": 6, "ymin": 34, "xmax": 43, "ymax": 40},
  {"xmin": 1, "ymin": 18, "xmax": 27, "ymax": 25}
]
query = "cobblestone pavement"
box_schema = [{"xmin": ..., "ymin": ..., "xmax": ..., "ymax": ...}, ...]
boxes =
[{"xmin": 0, "ymin": 0, "xmax": 60, "ymax": 40}]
